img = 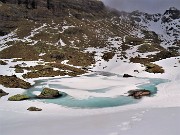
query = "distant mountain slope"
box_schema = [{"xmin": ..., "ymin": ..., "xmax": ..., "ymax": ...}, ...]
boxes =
[{"xmin": 129, "ymin": 7, "xmax": 180, "ymax": 50}]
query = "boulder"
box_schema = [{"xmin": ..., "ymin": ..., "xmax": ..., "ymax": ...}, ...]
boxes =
[
  {"xmin": 37, "ymin": 88, "xmax": 62, "ymax": 99},
  {"xmin": 8, "ymin": 94, "xmax": 29, "ymax": 101},
  {"xmin": 0, "ymin": 89, "xmax": 9, "ymax": 98},
  {"xmin": 123, "ymin": 74, "xmax": 133, "ymax": 78},
  {"xmin": 27, "ymin": 107, "xmax": 42, "ymax": 111},
  {"xmin": 128, "ymin": 89, "xmax": 151, "ymax": 99},
  {"xmin": 134, "ymin": 70, "xmax": 139, "ymax": 73}
]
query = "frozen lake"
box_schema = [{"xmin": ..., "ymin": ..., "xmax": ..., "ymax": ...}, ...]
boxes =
[{"xmin": 24, "ymin": 72, "xmax": 168, "ymax": 109}]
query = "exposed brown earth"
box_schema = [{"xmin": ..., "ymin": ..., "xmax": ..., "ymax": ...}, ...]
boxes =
[
  {"xmin": 102, "ymin": 52, "xmax": 115, "ymax": 62},
  {"xmin": 0, "ymin": 75, "xmax": 32, "ymax": 89},
  {"xmin": 145, "ymin": 63, "xmax": 164, "ymax": 74}
]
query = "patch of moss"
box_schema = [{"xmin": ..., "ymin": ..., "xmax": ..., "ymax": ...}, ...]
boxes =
[
  {"xmin": 0, "ymin": 43, "xmax": 39, "ymax": 60},
  {"xmin": 130, "ymin": 57, "xmax": 151, "ymax": 64},
  {"xmin": 138, "ymin": 43, "xmax": 159, "ymax": 53},
  {"xmin": 145, "ymin": 63, "xmax": 164, "ymax": 73},
  {"xmin": 22, "ymin": 63, "xmax": 86, "ymax": 78},
  {"xmin": 121, "ymin": 43, "xmax": 130, "ymax": 51},
  {"xmin": 16, "ymin": 20, "xmax": 38, "ymax": 38},
  {"xmin": 31, "ymin": 32, "xmax": 60, "ymax": 44},
  {"xmin": 102, "ymin": 52, "xmax": 115, "ymax": 61},
  {"xmin": 142, "ymin": 30, "xmax": 161, "ymax": 44},
  {"xmin": 148, "ymin": 50, "xmax": 177, "ymax": 62},
  {"xmin": 22, "ymin": 67, "xmax": 66, "ymax": 78},
  {"xmin": 15, "ymin": 68, "xmax": 24, "ymax": 73},
  {"xmin": 125, "ymin": 36, "xmax": 144, "ymax": 45},
  {"xmin": 61, "ymin": 47, "xmax": 95, "ymax": 66},
  {"xmin": 8, "ymin": 94, "xmax": 29, "ymax": 101},
  {"xmin": 64, "ymin": 27, "xmax": 83, "ymax": 35},
  {"xmin": 37, "ymin": 88, "xmax": 62, "ymax": 99},
  {"xmin": 47, "ymin": 63, "xmax": 86, "ymax": 74}
]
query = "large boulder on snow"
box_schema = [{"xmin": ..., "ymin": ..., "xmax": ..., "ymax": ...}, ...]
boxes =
[
  {"xmin": 128, "ymin": 89, "xmax": 151, "ymax": 99},
  {"xmin": 37, "ymin": 88, "xmax": 62, "ymax": 99},
  {"xmin": 0, "ymin": 89, "xmax": 9, "ymax": 98},
  {"xmin": 27, "ymin": 107, "xmax": 42, "ymax": 111},
  {"xmin": 123, "ymin": 74, "xmax": 133, "ymax": 78}
]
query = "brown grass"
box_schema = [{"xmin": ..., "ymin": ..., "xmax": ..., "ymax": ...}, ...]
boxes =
[{"xmin": 145, "ymin": 63, "xmax": 164, "ymax": 73}]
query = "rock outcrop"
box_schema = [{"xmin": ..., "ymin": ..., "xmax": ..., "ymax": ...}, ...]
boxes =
[
  {"xmin": 162, "ymin": 7, "xmax": 180, "ymax": 23},
  {"xmin": 102, "ymin": 52, "xmax": 115, "ymax": 62},
  {"xmin": 8, "ymin": 94, "xmax": 29, "ymax": 101},
  {"xmin": 0, "ymin": 75, "xmax": 32, "ymax": 89},
  {"xmin": 27, "ymin": 106, "xmax": 42, "ymax": 111},
  {"xmin": 123, "ymin": 74, "xmax": 133, "ymax": 78},
  {"xmin": 128, "ymin": 89, "xmax": 151, "ymax": 99},
  {"xmin": 37, "ymin": 88, "xmax": 62, "ymax": 99},
  {"xmin": 0, "ymin": 89, "xmax": 9, "ymax": 98},
  {"xmin": 145, "ymin": 63, "xmax": 164, "ymax": 74}
]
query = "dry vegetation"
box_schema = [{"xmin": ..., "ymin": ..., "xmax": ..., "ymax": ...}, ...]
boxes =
[{"xmin": 145, "ymin": 63, "xmax": 164, "ymax": 73}]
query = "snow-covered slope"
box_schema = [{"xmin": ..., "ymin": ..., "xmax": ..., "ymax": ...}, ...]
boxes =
[{"xmin": 131, "ymin": 7, "xmax": 180, "ymax": 50}]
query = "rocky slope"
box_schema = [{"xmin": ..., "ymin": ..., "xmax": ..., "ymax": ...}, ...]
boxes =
[
  {"xmin": 0, "ymin": 0, "xmax": 105, "ymax": 34},
  {"xmin": 129, "ymin": 7, "xmax": 180, "ymax": 51},
  {"xmin": 0, "ymin": 0, "xmax": 179, "ymax": 77}
]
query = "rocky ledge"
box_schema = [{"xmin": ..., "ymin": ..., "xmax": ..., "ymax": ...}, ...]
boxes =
[
  {"xmin": 37, "ymin": 88, "xmax": 63, "ymax": 99},
  {"xmin": 0, "ymin": 75, "xmax": 32, "ymax": 89},
  {"xmin": 128, "ymin": 89, "xmax": 151, "ymax": 99}
]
